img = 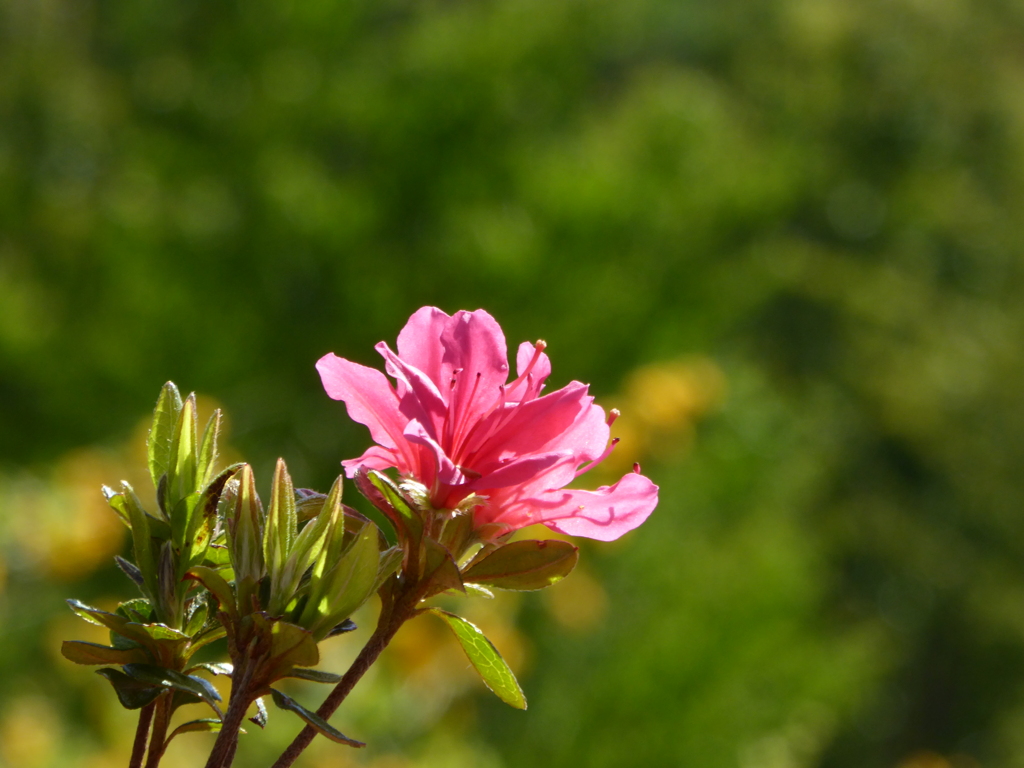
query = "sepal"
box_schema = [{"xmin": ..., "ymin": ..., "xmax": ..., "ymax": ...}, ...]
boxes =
[
  {"xmin": 358, "ymin": 469, "xmax": 423, "ymax": 546},
  {"xmin": 418, "ymin": 538, "xmax": 464, "ymax": 600}
]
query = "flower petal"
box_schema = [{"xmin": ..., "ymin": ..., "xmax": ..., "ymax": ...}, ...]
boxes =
[
  {"xmin": 403, "ymin": 419, "xmax": 463, "ymax": 489},
  {"xmin": 534, "ymin": 472, "xmax": 659, "ymax": 542},
  {"xmin": 463, "ymin": 382, "xmax": 595, "ymax": 470},
  {"xmin": 396, "ymin": 306, "xmax": 452, "ymax": 390},
  {"xmin": 513, "ymin": 341, "xmax": 551, "ymax": 401},
  {"xmin": 441, "ymin": 310, "xmax": 510, "ymax": 447},
  {"xmin": 468, "ymin": 451, "xmax": 570, "ymax": 492},
  {"xmin": 376, "ymin": 342, "xmax": 448, "ymax": 438},
  {"xmin": 316, "ymin": 354, "xmax": 406, "ymax": 450},
  {"xmin": 341, "ymin": 445, "xmax": 400, "ymax": 477}
]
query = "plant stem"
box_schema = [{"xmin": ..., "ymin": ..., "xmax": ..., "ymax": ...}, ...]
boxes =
[
  {"xmin": 143, "ymin": 694, "xmax": 172, "ymax": 768},
  {"xmin": 128, "ymin": 702, "xmax": 155, "ymax": 768},
  {"xmin": 269, "ymin": 586, "xmax": 417, "ymax": 768},
  {"xmin": 204, "ymin": 688, "xmax": 253, "ymax": 768}
]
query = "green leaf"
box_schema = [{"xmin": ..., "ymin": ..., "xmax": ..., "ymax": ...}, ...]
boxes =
[
  {"xmin": 148, "ymin": 382, "xmax": 183, "ymax": 491},
  {"xmin": 295, "ymin": 489, "xmax": 328, "ymax": 522},
  {"xmin": 188, "ymin": 662, "xmax": 233, "ymax": 677},
  {"xmin": 61, "ymin": 641, "xmax": 149, "ymax": 666},
  {"xmin": 180, "ymin": 466, "xmax": 238, "ymax": 577},
  {"xmin": 116, "ymin": 598, "xmax": 155, "ymax": 624},
  {"xmin": 267, "ymin": 618, "xmax": 319, "ymax": 670},
  {"xmin": 372, "ymin": 546, "xmax": 403, "ymax": 595},
  {"xmin": 313, "ymin": 478, "xmax": 346, "ymax": 565},
  {"xmin": 132, "ymin": 626, "xmax": 190, "ymax": 647},
  {"xmin": 67, "ymin": 598, "xmax": 120, "ymax": 626},
  {"xmin": 462, "ymin": 583, "xmax": 495, "ymax": 599},
  {"xmin": 196, "ymin": 409, "xmax": 222, "ymax": 488},
  {"xmin": 281, "ymin": 667, "xmax": 343, "ymax": 684},
  {"xmin": 109, "ymin": 631, "xmax": 144, "ymax": 651},
  {"xmin": 169, "ymin": 492, "xmax": 201, "ymax": 561},
  {"xmin": 461, "ymin": 540, "xmax": 579, "ymax": 591},
  {"xmin": 265, "ymin": 459, "xmax": 299, "ymax": 615},
  {"xmin": 363, "ymin": 470, "xmax": 423, "ymax": 543},
  {"xmin": 184, "ymin": 600, "xmax": 209, "ymax": 637},
  {"xmin": 281, "ymin": 481, "xmax": 341, "ymax": 590},
  {"xmin": 189, "ymin": 624, "xmax": 228, "ymax": 653},
  {"xmin": 419, "ymin": 538, "xmax": 464, "ymax": 600},
  {"xmin": 296, "ymin": 482, "xmax": 345, "ymax": 629},
  {"xmin": 114, "ymin": 556, "xmax": 146, "ymax": 589},
  {"xmin": 67, "ymin": 600, "xmax": 154, "ymax": 646},
  {"xmin": 269, "ymin": 689, "xmax": 365, "ymax": 747},
  {"xmin": 122, "ymin": 664, "xmax": 223, "ymax": 714},
  {"xmin": 145, "ymin": 510, "xmax": 172, "ymax": 539},
  {"xmin": 155, "ymin": 540, "xmax": 180, "ymax": 627},
  {"xmin": 325, "ymin": 619, "xmax": 358, "ymax": 638},
  {"xmin": 186, "ymin": 566, "xmax": 236, "ymax": 618},
  {"xmin": 429, "ymin": 609, "xmax": 526, "ymax": 709},
  {"xmin": 167, "ymin": 393, "xmax": 199, "ymax": 521},
  {"xmin": 166, "ymin": 719, "xmax": 225, "ymax": 742},
  {"xmin": 96, "ymin": 668, "xmax": 164, "ymax": 710},
  {"xmin": 302, "ymin": 522, "xmax": 380, "ymax": 640},
  {"xmin": 120, "ymin": 483, "xmax": 158, "ymax": 599},
  {"xmin": 223, "ymin": 465, "xmax": 264, "ymax": 590},
  {"xmin": 103, "ymin": 485, "xmax": 130, "ymax": 526},
  {"xmin": 439, "ymin": 510, "xmax": 474, "ymax": 557},
  {"xmin": 204, "ymin": 544, "xmax": 231, "ymax": 567}
]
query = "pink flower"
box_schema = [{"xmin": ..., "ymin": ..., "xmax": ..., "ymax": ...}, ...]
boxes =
[{"xmin": 316, "ymin": 307, "xmax": 658, "ymax": 542}]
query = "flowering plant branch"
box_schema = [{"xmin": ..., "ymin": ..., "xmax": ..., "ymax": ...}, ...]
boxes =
[{"xmin": 60, "ymin": 308, "xmax": 658, "ymax": 768}]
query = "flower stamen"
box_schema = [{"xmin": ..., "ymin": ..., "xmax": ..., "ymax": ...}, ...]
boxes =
[{"xmin": 574, "ymin": 437, "xmax": 620, "ymax": 478}]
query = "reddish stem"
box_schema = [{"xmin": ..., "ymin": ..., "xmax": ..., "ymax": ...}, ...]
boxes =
[
  {"xmin": 204, "ymin": 690, "xmax": 253, "ymax": 768},
  {"xmin": 204, "ymin": 655, "xmax": 259, "ymax": 768},
  {"xmin": 269, "ymin": 584, "xmax": 418, "ymax": 768},
  {"xmin": 143, "ymin": 694, "xmax": 172, "ymax": 768},
  {"xmin": 128, "ymin": 702, "xmax": 155, "ymax": 768}
]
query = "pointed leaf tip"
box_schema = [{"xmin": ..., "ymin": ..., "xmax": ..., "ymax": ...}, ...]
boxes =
[
  {"xmin": 429, "ymin": 609, "xmax": 526, "ymax": 709},
  {"xmin": 270, "ymin": 689, "xmax": 365, "ymax": 747},
  {"xmin": 148, "ymin": 382, "xmax": 183, "ymax": 490}
]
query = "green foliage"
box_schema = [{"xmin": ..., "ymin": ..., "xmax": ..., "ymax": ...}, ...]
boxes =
[
  {"xmin": 223, "ymin": 463, "xmax": 265, "ymax": 598},
  {"xmin": 282, "ymin": 667, "xmax": 343, "ymax": 684},
  {"xmin": 167, "ymin": 719, "xmax": 227, "ymax": 742},
  {"xmin": 264, "ymin": 458, "xmax": 298, "ymax": 613},
  {"xmin": 362, "ymin": 469, "xmax": 424, "ymax": 546},
  {"xmin": 95, "ymin": 669, "xmax": 165, "ymax": 710},
  {"xmin": 121, "ymin": 663, "xmax": 223, "ymax": 714},
  {"xmin": 5, "ymin": 0, "xmax": 1024, "ymax": 764},
  {"xmin": 148, "ymin": 383, "xmax": 183, "ymax": 492},
  {"xmin": 429, "ymin": 609, "xmax": 526, "ymax": 710},
  {"xmin": 462, "ymin": 540, "xmax": 579, "ymax": 591},
  {"xmin": 269, "ymin": 688, "xmax": 365, "ymax": 748},
  {"xmin": 299, "ymin": 515, "xmax": 381, "ymax": 640},
  {"xmin": 60, "ymin": 641, "xmax": 150, "ymax": 666}
]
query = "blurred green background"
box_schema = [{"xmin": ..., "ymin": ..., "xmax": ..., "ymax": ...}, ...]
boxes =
[{"xmin": 2, "ymin": 0, "xmax": 1024, "ymax": 766}]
